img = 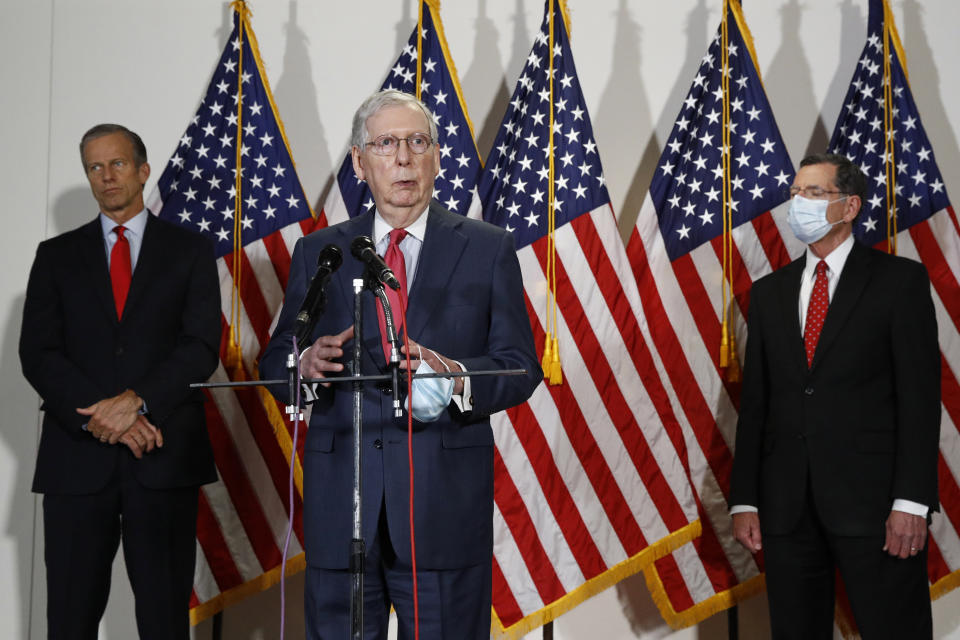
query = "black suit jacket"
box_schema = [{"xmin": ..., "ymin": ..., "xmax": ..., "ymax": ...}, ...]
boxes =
[
  {"xmin": 730, "ymin": 241, "xmax": 940, "ymax": 536},
  {"xmin": 20, "ymin": 214, "xmax": 221, "ymax": 494},
  {"xmin": 259, "ymin": 204, "xmax": 541, "ymax": 569}
]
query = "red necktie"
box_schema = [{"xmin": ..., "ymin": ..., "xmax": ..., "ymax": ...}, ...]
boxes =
[
  {"xmin": 110, "ymin": 225, "xmax": 132, "ymax": 319},
  {"xmin": 377, "ymin": 229, "xmax": 408, "ymax": 362},
  {"xmin": 803, "ymin": 260, "xmax": 829, "ymax": 368}
]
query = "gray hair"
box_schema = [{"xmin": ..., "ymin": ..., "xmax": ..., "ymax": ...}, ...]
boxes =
[
  {"xmin": 80, "ymin": 123, "xmax": 148, "ymax": 167},
  {"xmin": 350, "ymin": 90, "xmax": 438, "ymax": 149}
]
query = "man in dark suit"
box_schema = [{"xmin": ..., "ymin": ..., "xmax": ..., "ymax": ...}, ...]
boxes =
[
  {"xmin": 19, "ymin": 124, "xmax": 221, "ymax": 640},
  {"xmin": 260, "ymin": 90, "xmax": 541, "ymax": 639},
  {"xmin": 730, "ymin": 153, "xmax": 940, "ymax": 638}
]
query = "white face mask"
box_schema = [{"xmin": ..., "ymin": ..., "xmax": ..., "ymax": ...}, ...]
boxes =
[
  {"xmin": 410, "ymin": 356, "xmax": 454, "ymax": 422},
  {"xmin": 787, "ymin": 194, "xmax": 848, "ymax": 244}
]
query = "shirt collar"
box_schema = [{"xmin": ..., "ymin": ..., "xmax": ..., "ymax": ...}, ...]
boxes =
[
  {"xmin": 99, "ymin": 208, "xmax": 148, "ymax": 240},
  {"xmin": 373, "ymin": 206, "xmax": 429, "ymax": 247},
  {"xmin": 803, "ymin": 233, "xmax": 855, "ymax": 281}
]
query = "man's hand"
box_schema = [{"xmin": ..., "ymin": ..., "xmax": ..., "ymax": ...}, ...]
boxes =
[
  {"xmin": 400, "ymin": 340, "xmax": 464, "ymax": 395},
  {"xmin": 884, "ymin": 510, "xmax": 927, "ymax": 559},
  {"xmin": 732, "ymin": 511, "xmax": 763, "ymax": 553},
  {"xmin": 301, "ymin": 326, "xmax": 354, "ymax": 385},
  {"xmin": 119, "ymin": 415, "xmax": 164, "ymax": 459},
  {"xmin": 77, "ymin": 389, "xmax": 143, "ymax": 444}
]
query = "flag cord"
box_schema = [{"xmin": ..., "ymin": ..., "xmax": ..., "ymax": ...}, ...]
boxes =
[
  {"xmin": 543, "ymin": 0, "xmax": 562, "ymax": 386},
  {"xmin": 230, "ymin": 1, "xmax": 247, "ymax": 352},
  {"xmin": 719, "ymin": 0, "xmax": 739, "ymax": 381},
  {"xmin": 882, "ymin": 5, "xmax": 898, "ymax": 254},
  {"xmin": 415, "ymin": 2, "xmax": 424, "ymax": 101}
]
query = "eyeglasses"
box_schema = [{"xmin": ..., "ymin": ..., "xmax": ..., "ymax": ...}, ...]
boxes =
[
  {"xmin": 787, "ymin": 186, "xmax": 847, "ymax": 199},
  {"xmin": 364, "ymin": 133, "xmax": 433, "ymax": 156}
]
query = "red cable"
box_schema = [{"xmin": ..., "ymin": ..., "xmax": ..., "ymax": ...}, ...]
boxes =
[{"xmin": 398, "ymin": 305, "xmax": 419, "ymax": 640}]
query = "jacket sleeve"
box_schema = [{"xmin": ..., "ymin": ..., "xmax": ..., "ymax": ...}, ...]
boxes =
[
  {"xmin": 729, "ymin": 279, "xmax": 770, "ymax": 508},
  {"xmin": 19, "ymin": 241, "xmax": 108, "ymax": 430},
  {"xmin": 457, "ymin": 231, "xmax": 542, "ymax": 418},
  {"xmin": 891, "ymin": 262, "xmax": 941, "ymax": 511}
]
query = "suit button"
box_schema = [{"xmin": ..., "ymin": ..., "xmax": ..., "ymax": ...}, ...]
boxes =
[
  {"xmin": 373, "ymin": 439, "xmax": 383, "ymax": 449},
  {"xmin": 804, "ymin": 387, "xmax": 814, "ymax": 395}
]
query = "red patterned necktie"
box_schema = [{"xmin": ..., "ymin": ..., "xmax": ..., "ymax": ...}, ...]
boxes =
[
  {"xmin": 110, "ymin": 225, "xmax": 132, "ymax": 319},
  {"xmin": 803, "ymin": 260, "xmax": 829, "ymax": 368},
  {"xmin": 377, "ymin": 228, "xmax": 408, "ymax": 362}
]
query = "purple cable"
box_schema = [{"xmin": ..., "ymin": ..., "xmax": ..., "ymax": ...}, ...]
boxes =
[{"xmin": 280, "ymin": 335, "xmax": 303, "ymax": 640}]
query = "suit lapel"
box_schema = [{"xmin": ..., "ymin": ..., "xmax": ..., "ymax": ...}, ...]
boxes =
[
  {"xmin": 78, "ymin": 217, "xmax": 119, "ymax": 325},
  {"xmin": 809, "ymin": 241, "xmax": 872, "ymax": 371},
  {"xmin": 405, "ymin": 204, "xmax": 467, "ymax": 341},
  {"xmin": 776, "ymin": 256, "xmax": 808, "ymax": 374},
  {"xmin": 122, "ymin": 213, "xmax": 161, "ymax": 320}
]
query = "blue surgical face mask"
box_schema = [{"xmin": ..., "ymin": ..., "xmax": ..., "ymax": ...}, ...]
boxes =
[
  {"xmin": 410, "ymin": 357, "xmax": 454, "ymax": 422},
  {"xmin": 787, "ymin": 194, "xmax": 848, "ymax": 244}
]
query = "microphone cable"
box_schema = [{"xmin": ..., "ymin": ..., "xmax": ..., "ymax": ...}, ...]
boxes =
[{"xmin": 397, "ymin": 304, "xmax": 420, "ymax": 640}]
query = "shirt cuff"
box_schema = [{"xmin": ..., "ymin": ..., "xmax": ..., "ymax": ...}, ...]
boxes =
[
  {"xmin": 729, "ymin": 504, "xmax": 758, "ymax": 515},
  {"xmin": 449, "ymin": 360, "xmax": 473, "ymax": 413},
  {"xmin": 298, "ymin": 346, "xmax": 319, "ymax": 404},
  {"xmin": 892, "ymin": 499, "xmax": 929, "ymax": 518}
]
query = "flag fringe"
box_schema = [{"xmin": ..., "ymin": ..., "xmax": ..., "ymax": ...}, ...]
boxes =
[
  {"xmin": 491, "ymin": 519, "xmax": 702, "ymax": 638},
  {"xmin": 643, "ymin": 565, "xmax": 765, "ymax": 630},
  {"xmin": 189, "ymin": 552, "xmax": 307, "ymax": 625}
]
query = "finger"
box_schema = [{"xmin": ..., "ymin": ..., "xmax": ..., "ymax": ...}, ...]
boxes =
[
  {"xmin": 155, "ymin": 428, "xmax": 164, "ymax": 448},
  {"xmin": 121, "ymin": 434, "xmax": 144, "ymax": 459},
  {"xmin": 336, "ymin": 325, "xmax": 355, "ymax": 341},
  {"xmin": 76, "ymin": 405, "xmax": 97, "ymax": 416}
]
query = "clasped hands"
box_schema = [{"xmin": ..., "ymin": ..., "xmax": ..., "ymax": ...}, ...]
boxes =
[
  {"xmin": 299, "ymin": 325, "xmax": 463, "ymax": 395},
  {"xmin": 77, "ymin": 389, "xmax": 162, "ymax": 459}
]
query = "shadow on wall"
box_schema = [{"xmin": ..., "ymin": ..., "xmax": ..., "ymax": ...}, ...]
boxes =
[
  {"xmin": 0, "ymin": 292, "xmax": 40, "ymax": 639},
  {"xmin": 463, "ymin": 0, "xmax": 525, "ymax": 160},
  {"xmin": 763, "ymin": 0, "xmax": 827, "ymax": 161},
  {"xmin": 616, "ymin": 0, "xmax": 710, "ymax": 241},
  {"xmin": 901, "ymin": 0, "xmax": 960, "ymax": 193},
  {"xmin": 271, "ymin": 1, "xmax": 334, "ymax": 214},
  {"xmin": 594, "ymin": 0, "xmax": 655, "ymax": 242}
]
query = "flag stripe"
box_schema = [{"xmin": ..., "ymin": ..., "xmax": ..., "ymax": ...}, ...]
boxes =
[
  {"xmin": 196, "ymin": 483, "xmax": 245, "ymax": 590},
  {"xmin": 493, "ymin": 445, "xmax": 568, "ymax": 604}
]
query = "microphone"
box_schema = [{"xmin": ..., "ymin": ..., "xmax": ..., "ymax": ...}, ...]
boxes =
[
  {"xmin": 293, "ymin": 244, "xmax": 343, "ymax": 344},
  {"xmin": 350, "ymin": 235, "xmax": 401, "ymax": 291}
]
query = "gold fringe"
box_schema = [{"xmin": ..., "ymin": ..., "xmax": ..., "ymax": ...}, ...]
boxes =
[
  {"xmin": 190, "ymin": 553, "xmax": 307, "ymax": 625},
  {"xmin": 644, "ymin": 566, "xmax": 766, "ymax": 629},
  {"xmin": 491, "ymin": 520, "xmax": 702, "ymax": 638}
]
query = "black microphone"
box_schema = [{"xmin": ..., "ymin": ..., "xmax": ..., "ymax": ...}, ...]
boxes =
[
  {"xmin": 350, "ymin": 235, "xmax": 401, "ymax": 291},
  {"xmin": 293, "ymin": 244, "xmax": 343, "ymax": 345}
]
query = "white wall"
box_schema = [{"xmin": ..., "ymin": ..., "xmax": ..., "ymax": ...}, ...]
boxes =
[{"xmin": 2, "ymin": 1, "xmax": 959, "ymax": 638}]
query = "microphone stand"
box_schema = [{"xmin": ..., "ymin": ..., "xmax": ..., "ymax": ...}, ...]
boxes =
[{"xmin": 349, "ymin": 277, "xmax": 365, "ymax": 640}]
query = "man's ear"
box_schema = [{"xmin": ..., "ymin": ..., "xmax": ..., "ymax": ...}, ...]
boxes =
[
  {"xmin": 843, "ymin": 195, "xmax": 861, "ymax": 223},
  {"xmin": 351, "ymin": 146, "xmax": 365, "ymax": 181}
]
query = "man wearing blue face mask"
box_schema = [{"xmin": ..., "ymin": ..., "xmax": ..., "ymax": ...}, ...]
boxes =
[
  {"xmin": 729, "ymin": 153, "xmax": 940, "ymax": 639},
  {"xmin": 259, "ymin": 90, "xmax": 541, "ymax": 639}
]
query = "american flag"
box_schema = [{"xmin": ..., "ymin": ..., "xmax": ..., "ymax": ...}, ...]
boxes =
[
  {"xmin": 626, "ymin": 0, "xmax": 799, "ymax": 627},
  {"xmin": 828, "ymin": 0, "xmax": 960, "ymax": 616},
  {"xmin": 145, "ymin": 2, "xmax": 317, "ymax": 623},
  {"xmin": 321, "ymin": 0, "xmax": 482, "ymax": 226},
  {"xmin": 477, "ymin": 1, "xmax": 701, "ymax": 635}
]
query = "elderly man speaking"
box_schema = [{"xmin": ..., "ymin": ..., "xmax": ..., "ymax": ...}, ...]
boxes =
[{"xmin": 260, "ymin": 90, "xmax": 541, "ymax": 639}]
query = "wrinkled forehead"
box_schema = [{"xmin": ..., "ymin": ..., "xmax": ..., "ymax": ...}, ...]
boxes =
[
  {"xmin": 793, "ymin": 163, "xmax": 836, "ymax": 188},
  {"xmin": 366, "ymin": 103, "xmax": 430, "ymax": 136}
]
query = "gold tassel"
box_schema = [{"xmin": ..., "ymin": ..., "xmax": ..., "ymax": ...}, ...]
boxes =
[
  {"xmin": 541, "ymin": 333, "xmax": 553, "ymax": 375},
  {"xmin": 548, "ymin": 336, "xmax": 562, "ymax": 385},
  {"xmin": 725, "ymin": 332, "xmax": 741, "ymax": 382},
  {"xmin": 719, "ymin": 321, "xmax": 730, "ymax": 368}
]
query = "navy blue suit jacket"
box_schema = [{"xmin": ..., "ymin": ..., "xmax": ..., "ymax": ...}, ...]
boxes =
[{"xmin": 259, "ymin": 204, "xmax": 541, "ymax": 570}]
